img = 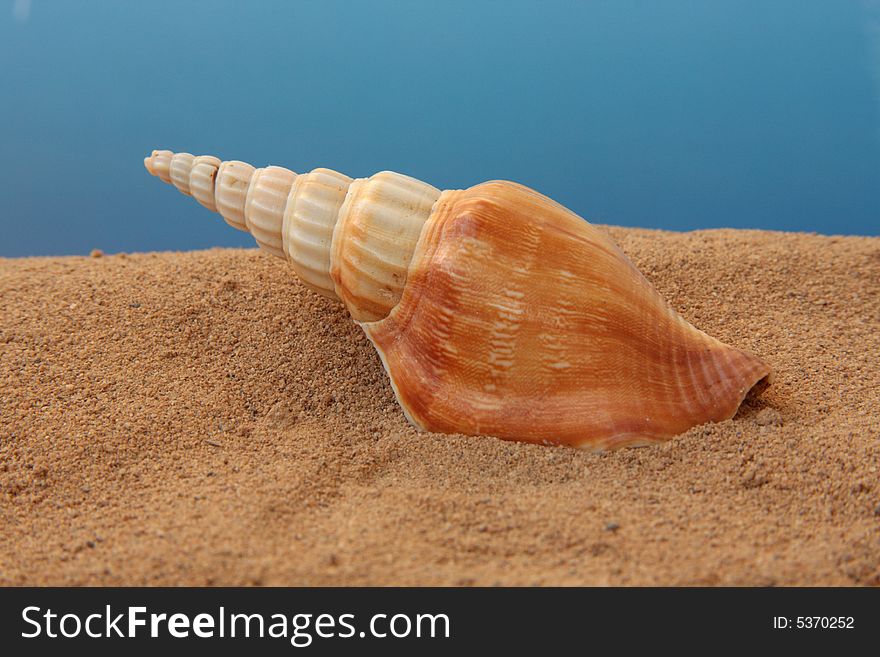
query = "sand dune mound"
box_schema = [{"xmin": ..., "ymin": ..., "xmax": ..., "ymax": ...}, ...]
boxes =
[{"xmin": 1, "ymin": 227, "xmax": 878, "ymax": 585}]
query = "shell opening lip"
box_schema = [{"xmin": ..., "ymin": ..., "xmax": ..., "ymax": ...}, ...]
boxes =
[
  {"xmin": 144, "ymin": 156, "xmax": 155, "ymax": 176},
  {"xmin": 735, "ymin": 371, "xmax": 773, "ymax": 417}
]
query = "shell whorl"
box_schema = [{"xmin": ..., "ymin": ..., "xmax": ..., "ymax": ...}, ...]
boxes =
[{"xmin": 143, "ymin": 150, "xmax": 440, "ymax": 320}]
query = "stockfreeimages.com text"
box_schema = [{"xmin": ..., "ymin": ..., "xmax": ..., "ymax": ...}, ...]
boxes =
[{"xmin": 22, "ymin": 605, "xmax": 450, "ymax": 646}]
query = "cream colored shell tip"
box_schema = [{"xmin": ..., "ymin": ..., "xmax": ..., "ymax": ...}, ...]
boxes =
[{"xmin": 143, "ymin": 149, "xmax": 772, "ymax": 450}]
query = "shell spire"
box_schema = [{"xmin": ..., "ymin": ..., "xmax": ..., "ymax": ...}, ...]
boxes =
[
  {"xmin": 143, "ymin": 149, "xmax": 440, "ymax": 319},
  {"xmin": 144, "ymin": 148, "xmax": 771, "ymax": 450}
]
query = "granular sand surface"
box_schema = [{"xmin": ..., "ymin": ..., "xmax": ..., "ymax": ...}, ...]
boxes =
[{"xmin": 1, "ymin": 227, "xmax": 878, "ymax": 586}]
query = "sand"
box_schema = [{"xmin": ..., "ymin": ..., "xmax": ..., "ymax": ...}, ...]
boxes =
[{"xmin": 1, "ymin": 227, "xmax": 878, "ymax": 586}]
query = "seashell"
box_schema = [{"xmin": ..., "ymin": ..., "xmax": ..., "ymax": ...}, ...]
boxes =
[{"xmin": 144, "ymin": 149, "xmax": 771, "ymax": 450}]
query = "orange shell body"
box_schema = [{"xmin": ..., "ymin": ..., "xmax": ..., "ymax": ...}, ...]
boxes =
[{"xmin": 362, "ymin": 181, "xmax": 770, "ymax": 450}]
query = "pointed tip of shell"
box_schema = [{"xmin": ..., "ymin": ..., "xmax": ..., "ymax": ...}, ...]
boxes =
[
  {"xmin": 144, "ymin": 149, "xmax": 173, "ymax": 183},
  {"xmin": 144, "ymin": 150, "xmax": 167, "ymax": 177}
]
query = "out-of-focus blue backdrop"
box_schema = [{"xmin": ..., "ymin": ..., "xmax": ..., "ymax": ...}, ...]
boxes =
[{"xmin": 1, "ymin": 0, "xmax": 878, "ymax": 256}]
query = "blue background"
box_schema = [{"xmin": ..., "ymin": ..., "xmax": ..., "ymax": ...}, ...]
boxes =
[{"xmin": 1, "ymin": 0, "xmax": 878, "ymax": 257}]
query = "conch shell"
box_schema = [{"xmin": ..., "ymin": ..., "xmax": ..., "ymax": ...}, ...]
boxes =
[{"xmin": 144, "ymin": 150, "xmax": 771, "ymax": 450}]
